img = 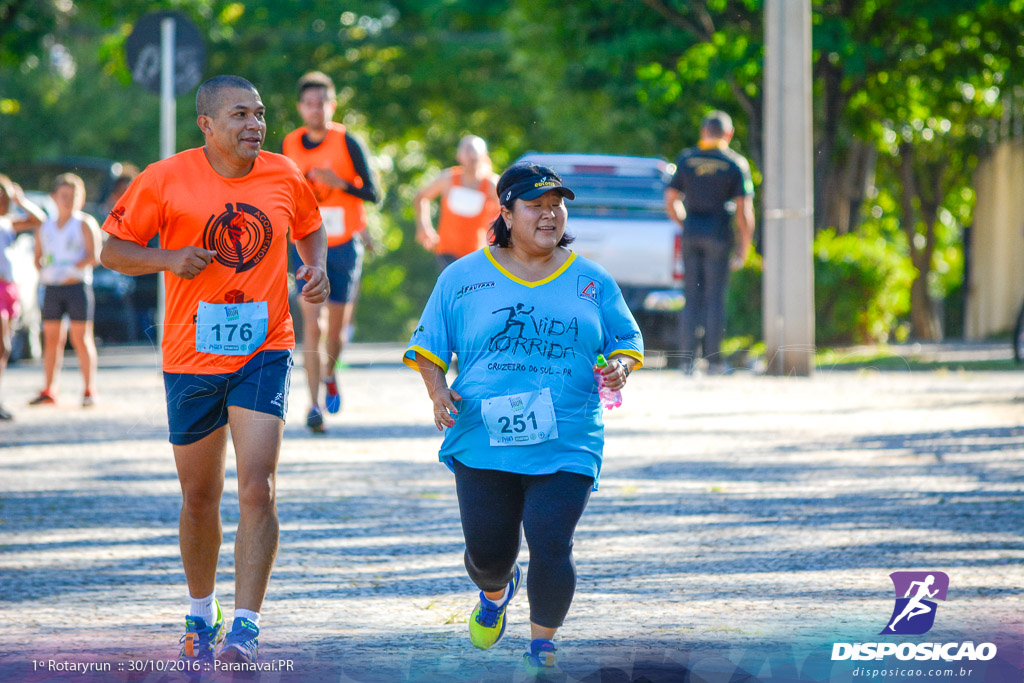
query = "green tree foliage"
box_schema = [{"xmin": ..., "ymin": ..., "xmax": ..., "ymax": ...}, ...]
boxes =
[
  {"xmin": 848, "ymin": 0, "xmax": 1020, "ymax": 339},
  {"xmin": 1, "ymin": 1, "xmax": 1021, "ymax": 343}
]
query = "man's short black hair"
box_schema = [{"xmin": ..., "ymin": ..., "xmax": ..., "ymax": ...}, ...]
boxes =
[
  {"xmin": 297, "ymin": 71, "xmax": 336, "ymax": 100},
  {"xmin": 701, "ymin": 110, "xmax": 734, "ymax": 138},
  {"xmin": 196, "ymin": 75, "xmax": 258, "ymax": 117}
]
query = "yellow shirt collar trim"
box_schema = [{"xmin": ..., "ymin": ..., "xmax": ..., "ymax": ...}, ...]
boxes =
[
  {"xmin": 698, "ymin": 139, "xmax": 729, "ymax": 150},
  {"xmin": 484, "ymin": 247, "xmax": 577, "ymax": 288}
]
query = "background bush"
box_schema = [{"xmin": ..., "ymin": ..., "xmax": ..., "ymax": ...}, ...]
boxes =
[
  {"xmin": 726, "ymin": 230, "xmax": 915, "ymax": 347},
  {"xmin": 813, "ymin": 229, "xmax": 913, "ymax": 345},
  {"xmin": 727, "ymin": 251, "xmax": 763, "ymax": 340}
]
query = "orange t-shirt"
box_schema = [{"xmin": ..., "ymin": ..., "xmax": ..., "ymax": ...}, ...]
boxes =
[
  {"xmin": 437, "ymin": 167, "xmax": 499, "ymax": 258},
  {"xmin": 102, "ymin": 147, "xmax": 323, "ymax": 374},
  {"xmin": 282, "ymin": 123, "xmax": 367, "ymax": 246}
]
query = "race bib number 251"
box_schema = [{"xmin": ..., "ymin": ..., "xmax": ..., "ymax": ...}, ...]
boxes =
[{"xmin": 481, "ymin": 388, "xmax": 558, "ymax": 447}]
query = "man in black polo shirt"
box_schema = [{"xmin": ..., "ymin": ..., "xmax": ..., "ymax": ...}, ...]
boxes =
[{"xmin": 664, "ymin": 111, "xmax": 755, "ymax": 374}]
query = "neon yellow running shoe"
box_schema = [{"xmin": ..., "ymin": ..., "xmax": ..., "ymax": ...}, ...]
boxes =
[
  {"xmin": 469, "ymin": 563, "xmax": 521, "ymax": 650},
  {"xmin": 179, "ymin": 598, "xmax": 225, "ymax": 663}
]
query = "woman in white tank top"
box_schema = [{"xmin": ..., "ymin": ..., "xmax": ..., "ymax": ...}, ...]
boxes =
[
  {"xmin": 29, "ymin": 173, "xmax": 101, "ymax": 407},
  {"xmin": 38, "ymin": 212, "xmax": 92, "ymax": 285}
]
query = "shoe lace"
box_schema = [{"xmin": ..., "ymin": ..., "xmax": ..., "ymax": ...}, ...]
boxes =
[
  {"xmin": 179, "ymin": 632, "xmax": 200, "ymax": 657},
  {"xmin": 179, "ymin": 624, "xmax": 216, "ymax": 656},
  {"xmin": 476, "ymin": 598, "xmax": 503, "ymax": 627}
]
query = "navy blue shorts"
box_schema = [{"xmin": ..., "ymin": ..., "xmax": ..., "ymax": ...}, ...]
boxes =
[
  {"xmin": 290, "ymin": 237, "xmax": 364, "ymax": 305},
  {"xmin": 163, "ymin": 350, "xmax": 292, "ymax": 446}
]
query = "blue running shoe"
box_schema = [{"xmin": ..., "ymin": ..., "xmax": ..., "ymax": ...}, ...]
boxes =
[
  {"xmin": 178, "ymin": 599, "xmax": 225, "ymax": 663},
  {"xmin": 523, "ymin": 639, "xmax": 563, "ymax": 680},
  {"xmin": 219, "ymin": 617, "xmax": 259, "ymax": 663},
  {"xmin": 324, "ymin": 376, "xmax": 341, "ymax": 414},
  {"xmin": 306, "ymin": 405, "xmax": 325, "ymax": 433},
  {"xmin": 469, "ymin": 563, "xmax": 521, "ymax": 650}
]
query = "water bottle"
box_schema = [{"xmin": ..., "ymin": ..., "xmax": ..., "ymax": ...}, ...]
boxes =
[{"xmin": 594, "ymin": 354, "xmax": 622, "ymax": 410}]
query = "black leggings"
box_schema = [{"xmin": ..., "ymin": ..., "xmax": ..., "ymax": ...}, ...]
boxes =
[{"xmin": 453, "ymin": 459, "xmax": 593, "ymax": 629}]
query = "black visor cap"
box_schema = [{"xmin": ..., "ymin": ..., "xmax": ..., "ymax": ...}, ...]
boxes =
[{"xmin": 500, "ymin": 175, "xmax": 576, "ymax": 205}]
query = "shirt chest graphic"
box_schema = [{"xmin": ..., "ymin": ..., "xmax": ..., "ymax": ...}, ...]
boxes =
[
  {"xmin": 203, "ymin": 202, "xmax": 274, "ymax": 274},
  {"xmin": 485, "ymin": 302, "xmax": 582, "ymax": 360}
]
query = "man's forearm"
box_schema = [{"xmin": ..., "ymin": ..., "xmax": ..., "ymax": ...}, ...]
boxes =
[
  {"xmin": 295, "ymin": 225, "xmax": 327, "ymax": 269},
  {"xmin": 663, "ymin": 189, "xmax": 686, "ymax": 226},
  {"xmin": 100, "ymin": 236, "xmax": 171, "ymax": 275}
]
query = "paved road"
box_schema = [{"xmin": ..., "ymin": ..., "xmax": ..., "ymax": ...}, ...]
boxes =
[{"xmin": 1, "ymin": 344, "xmax": 1022, "ymax": 682}]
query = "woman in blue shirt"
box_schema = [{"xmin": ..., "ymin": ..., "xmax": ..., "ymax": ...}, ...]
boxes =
[{"xmin": 405, "ymin": 163, "xmax": 643, "ymax": 677}]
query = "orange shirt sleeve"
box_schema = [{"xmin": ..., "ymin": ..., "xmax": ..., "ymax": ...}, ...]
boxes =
[
  {"xmin": 285, "ymin": 160, "xmax": 323, "ymax": 242},
  {"xmin": 101, "ymin": 168, "xmax": 163, "ymax": 245}
]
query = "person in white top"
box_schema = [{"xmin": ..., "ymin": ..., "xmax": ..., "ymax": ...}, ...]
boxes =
[
  {"xmin": 30, "ymin": 173, "xmax": 101, "ymax": 407},
  {"xmin": 0, "ymin": 174, "xmax": 47, "ymax": 420}
]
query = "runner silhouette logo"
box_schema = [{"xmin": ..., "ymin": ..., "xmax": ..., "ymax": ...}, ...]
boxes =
[
  {"xmin": 203, "ymin": 202, "xmax": 273, "ymax": 273},
  {"xmin": 880, "ymin": 571, "xmax": 949, "ymax": 635}
]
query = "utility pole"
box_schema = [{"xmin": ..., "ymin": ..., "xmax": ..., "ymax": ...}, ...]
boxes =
[{"xmin": 763, "ymin": 0, "xmax": 815, "ymax": 376}]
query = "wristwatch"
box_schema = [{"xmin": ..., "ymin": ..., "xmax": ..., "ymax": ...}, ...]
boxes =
[{"xmin": 617, "ymin": 358, "xmax": 631, "ymax": 377}]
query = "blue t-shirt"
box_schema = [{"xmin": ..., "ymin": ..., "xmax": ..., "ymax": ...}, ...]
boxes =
[{"xmin": 404, "ymin": 247, "xmax": 644, "ymax": 489}]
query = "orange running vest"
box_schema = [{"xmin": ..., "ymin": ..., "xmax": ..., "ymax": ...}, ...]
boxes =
[
  {"xmin": 437, "ymin": 167, "xmax": 499, "ymax": 258},
  {"xmin": 282, "ymin": 123, "xmax": 367, "ymax": 246}
]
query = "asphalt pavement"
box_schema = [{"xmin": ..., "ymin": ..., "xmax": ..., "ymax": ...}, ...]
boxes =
[{"xmin": 0, "ymin": 343, "xmax": 1021, "ymax": 682}]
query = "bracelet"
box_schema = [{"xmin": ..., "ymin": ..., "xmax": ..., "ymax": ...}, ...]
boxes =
[{"xmin": 617, "ymin": 358, "xmax": 630, "ymax": 377}]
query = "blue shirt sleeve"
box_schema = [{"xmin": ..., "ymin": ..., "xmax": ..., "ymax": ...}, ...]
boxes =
[
  {"xmin": 403, "ymin": 273, "xmax": 454, "ymax": 373},
  {"xmin": 600, "ymin": 278, "xmax": 645, "ymax": 367}
]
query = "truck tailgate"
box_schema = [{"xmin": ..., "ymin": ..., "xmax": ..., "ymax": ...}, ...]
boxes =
[{"xmin": 568, "ymin": 216, "xmax": 680, "ymax": 289}]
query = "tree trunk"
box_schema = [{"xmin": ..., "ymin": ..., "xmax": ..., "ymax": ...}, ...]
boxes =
[
  {"xmin": 814, "ymin": 60, "xmax": 844, "ymax": 232},
  {"xmin": 897, "ymin": 142, "xmax": 942, "ymax": 341},
  {"xmin": 842, "ymin": 142, "xmax": 876, "ymax": 234},
  {"xmin": 909, "ymin": 249, "xmax": 941, "ymax": 341}
]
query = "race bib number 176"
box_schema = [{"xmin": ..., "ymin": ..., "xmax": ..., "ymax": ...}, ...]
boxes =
[{"xmin": 196, "ymin": 301, "xmax": 268, "ymax": 356}]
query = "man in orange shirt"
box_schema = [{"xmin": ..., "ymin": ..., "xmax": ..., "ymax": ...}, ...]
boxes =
[
  {"xmin": 414, "ymin": 135, "xmax": 499, "ymax": 272},
  {"xmin": 101, "ymin": 75, "xmax": 328, "ymax": 667},
  {"xmin": 283, "ymin": 71, "xmax": 379, "ymax": 432}
]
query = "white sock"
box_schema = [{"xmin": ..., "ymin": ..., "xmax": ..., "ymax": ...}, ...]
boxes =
[
  {"xmin": 234, "ymin": 608, "xmax": 260, "ymax": 627},
  {"xmin": 487, "ymin": 585, "xmax": 509, "ymax": 606},
  {"xmin": 189, "ymin": 592, "xmax": 216, "ymax": 624}
]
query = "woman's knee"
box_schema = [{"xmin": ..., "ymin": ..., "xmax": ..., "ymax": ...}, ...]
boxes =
[
  {"xmin": 464, "ymin": 547, "xmax": 517, "ymax": 589},
  {"xmin": 527, "ymin": 532, "xmax": 576, "ymax": 561}
]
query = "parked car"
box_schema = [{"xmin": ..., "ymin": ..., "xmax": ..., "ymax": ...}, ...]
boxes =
[
  {"xmin": 515, "ymin": 153, "xmax": 684, "ymax": 351},
  {"xmin": 5, "ymin": 157, "xmax": 126, "ymax": 218}
]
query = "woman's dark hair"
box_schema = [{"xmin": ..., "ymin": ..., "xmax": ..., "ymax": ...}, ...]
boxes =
[{"xmin": 489, "ymin": 163, "xmax": 574, "ymax": 248}]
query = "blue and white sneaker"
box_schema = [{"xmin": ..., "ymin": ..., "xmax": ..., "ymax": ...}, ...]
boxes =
[
  {"xmin": 219, "ymin": 617, "xmax": 259, "ymax": 663},
  {"xmin": 178, "ymin": 599, "xmax": 225, "ymax": 663},
  {"xmin": 469, "ymin": 563, "xmax": 521, "ymax": 649}
]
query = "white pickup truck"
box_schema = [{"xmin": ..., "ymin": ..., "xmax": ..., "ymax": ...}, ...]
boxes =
[{"xmin": 516, "ymin": 153, "xmax": 684, "ymax": 352}]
